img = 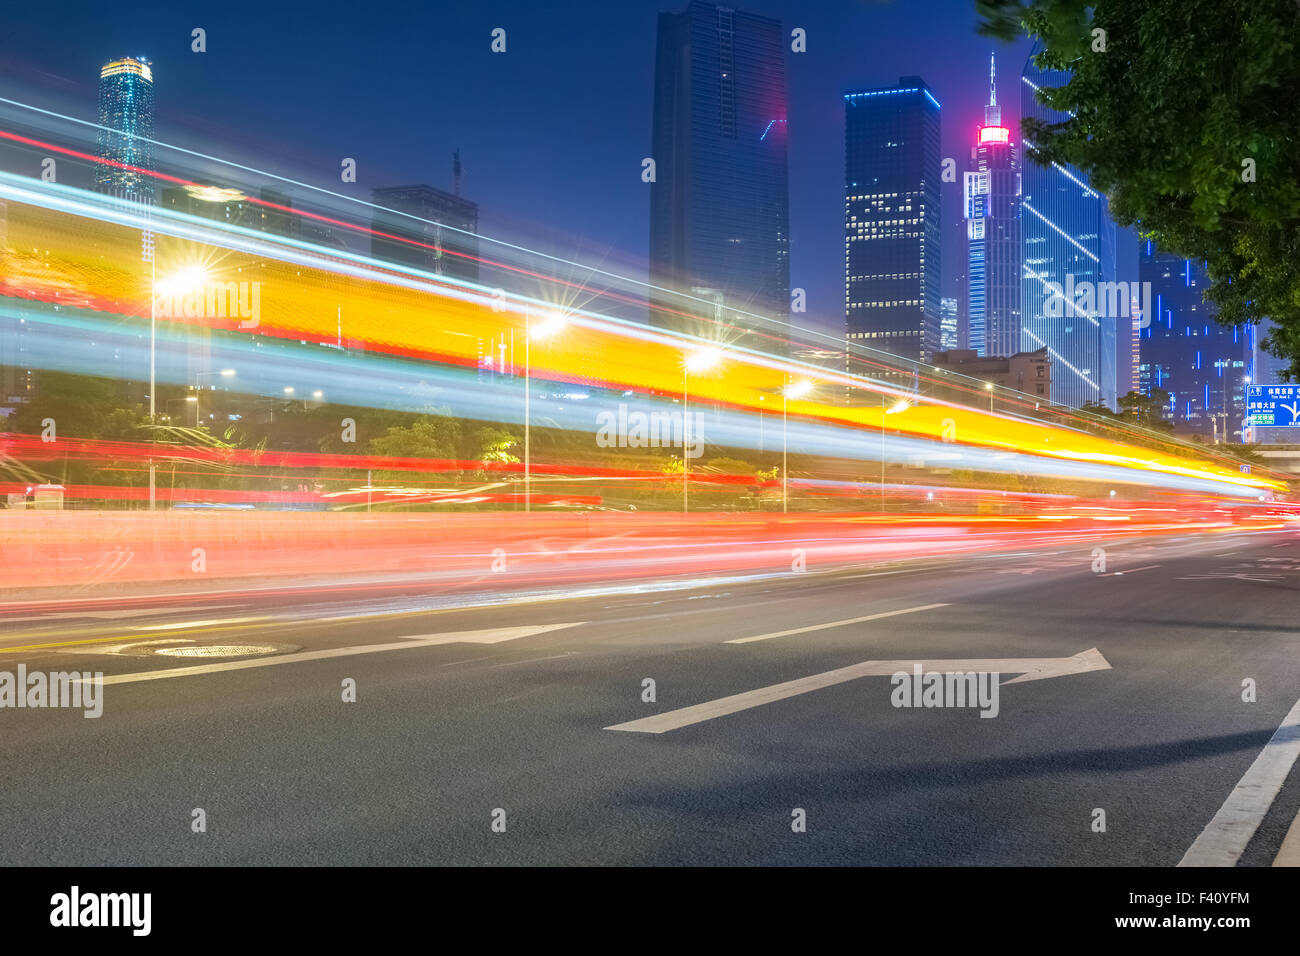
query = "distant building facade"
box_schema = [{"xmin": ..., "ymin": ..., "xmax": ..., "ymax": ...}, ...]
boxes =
[
  {"xmin": 933, "ymin": 347, "xmax": 1051, "ymax": 399},
  {"xmin": 95, "ymin": 57, "xmax": 155, "ymax": 203},
  {"xmin": 370, "ymin": 184, "xmax": 479, "ymax": 284},
  {"xmin": 649, "ymin": 2, "xmax": 790, "ymax": 340},
  {"xmin": 1139, "ymin": 241, "xmax": 1250, "ymax": 441},
  {"xmin": 940, "ymin": 296, "xmax": 959, "ymax": 350},
  {"xmin": 1019, "ymin": 47, "xmax": 1118, "ymax": 409},
  {"xmin": 965, "ymin": 55, "xmax": 1020, "ymax": 358},
  {"xmin": 844, "ymin": 76, "xmax": 942, "ymax": 364}
]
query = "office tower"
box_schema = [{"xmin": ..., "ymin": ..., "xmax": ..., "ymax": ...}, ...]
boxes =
[
  {"xmin": 649, "ymin": 2, "xmax": 790, "ymax": 340},
  {"xmin": 95, "ymin": 57, "xmax": 155, "ymax": 203},
  {"xmin": 1019, "ymin": 47, "xmax": 1118, "ymax": 409},
  {"xmin": 370, "ymin": 185, "xmax": 480, "ymax": 284},
  {"xmin": 844, "ymin": 76, "xmax": 942, "ymax": 364},
  {"xmin": 940, "ymin": 297, "xmax": 959, "ymax": 350},
  {"xmin": 1139, "ymin": 241, "xmax": 1250, "ymax": 441},
  {"xmin": 965, "ymin": 54, "xmax": 1020, "ymax": 358}
]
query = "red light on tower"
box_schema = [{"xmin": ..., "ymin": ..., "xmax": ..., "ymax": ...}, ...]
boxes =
[{"xmin": 978, "ymin": 126, "xmax": 1010, "ymax": 145}]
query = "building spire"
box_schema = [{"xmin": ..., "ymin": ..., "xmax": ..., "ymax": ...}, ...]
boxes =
[{"xmin": 984, "ymin": 52, "xmax": 1001, "ymax": 127}]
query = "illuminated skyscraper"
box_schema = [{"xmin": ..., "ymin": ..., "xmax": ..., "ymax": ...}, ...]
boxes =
[
  {"xmin": 844, "ymin": 77, "xmax": 942, "ymax": 364},
  {"xmin": 649, "ymin": 2, "xmax": 790, "ymax": 339},
  {"xmin": 1019, "ymin": 46, "xmax": 1117, "ymax": 409},
  {"xmin": 1139, "ymin": 242, "xmax": 1251, "ymax": 441},
  {"xmin": 965, "ymin": 54, "xmax": 1020, "ymax": 358},
  {"xmin": 95, "ymin": 57, "xmax": 155, "ymax": 203},
  {"xmin": 940, "ymin": 297, "xmax": 959, "ymax": 350}
]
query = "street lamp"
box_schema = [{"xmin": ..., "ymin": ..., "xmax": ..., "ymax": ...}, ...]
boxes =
[
  {"xmin": 682, "ymin": 347, "xmax": 725, "ymax": 513},
  {"xmin": 147, "ymin": 266, "xmax": 209, "ymax": 509},
  {"xmin": 985, "ymin": 380, "xmax": 995, "ymax": 413},
  {"xmin": 524, "ymin": 310, "xmax": 568, "ymax": 513},
  {"xmin": 192, "ymin": 368, "xmax": 235, "ymax": 429},
  {"xmin": 781, "ymin": 379, "xmax": 814, "ymax": 513}
]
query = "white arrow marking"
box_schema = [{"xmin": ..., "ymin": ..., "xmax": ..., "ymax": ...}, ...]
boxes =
[
  {"xmin": 86, "ymin": 623, "xmax": 586, "ymax": 686},
  {"xmin": 725, "ymin": 604, "xmax": 949, "ymax": 644},
  {"xmin": 605, "ymin": 648, "xmax": 1110, "ymax": 734}
]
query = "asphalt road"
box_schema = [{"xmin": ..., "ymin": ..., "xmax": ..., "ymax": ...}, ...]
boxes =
[{"xmin": 2, "ymin": 527, "xmax": 1299, "ymax": 866}]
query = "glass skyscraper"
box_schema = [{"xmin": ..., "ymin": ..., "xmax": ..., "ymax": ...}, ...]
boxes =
[
  {"xmin": 649, "ymin": 2, "xmax": 790, "ymax": 339},
  {"xmin": 1019, "ymin": 48, "xmax": 1117, "ymax": 409},
  {"xmin": 95, "ymin": 57, "xmax": 155, "ymax": 203},
  {"xmin": 965, "ymin": 55, "xmax": 1020, "ymax": 358},
  {"xmin": 844, "ymin": 77, "xmax": 942, "ymax": 364},
  {"xmin": 1139, "ymin": 241, "xmax": 1251, "ymax": 441}
]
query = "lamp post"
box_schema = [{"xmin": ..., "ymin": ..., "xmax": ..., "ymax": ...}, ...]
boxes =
[
  {"xmin": 192, "ymin": 368, "xmax": 235, "ymax": 430},
  {"xmin": 523, "ymin": 310, "xmax": 567, "ymax": 513},
  {"xmin": 683, "ymin": 347, "xmax": 724, "ymax": 513},
  {"xmin": 782, "ymin": 380, "xmax": 813, "ymax": 513},
  {"xmin": 149, "ymin": 253, "xmax": 156, "ymax": 511}
]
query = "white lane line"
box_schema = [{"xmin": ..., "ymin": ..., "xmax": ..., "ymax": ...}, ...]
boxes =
[
  {"xmin": 605, "ymin": 649, "xmax": 1110, "ymax": 734},
  {"xmin": 1178, "ymin": 692, "xmax": 1300, "ymax": 867},
  {"xmin": 725, "ymin": 603, "xmax": 950, "ymax": 645},
  {"xmin": 1273, "ymin": 807, "xmax": 1300, "ymax": 867},
  {"xmin": 132, "ymin": 617, "xmax": 267, "ymax": 631},
  {"xmin": 82, "ymin": 623, "xmax": 585, "ymax": 686},
  {"xmin": 1103, "ymin": 564, "xmax": 1162, "ymax": 576}
]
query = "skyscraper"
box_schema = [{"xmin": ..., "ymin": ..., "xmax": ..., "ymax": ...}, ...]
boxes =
[
  {"xmin": 965, "ymin": 55, "xmax": 1020, "ymax": 358},
  {"xmin": 95, "ymin": 57, "xmax": 155, "ymax": 203},
  {"xmin": 939, "ymin": 297, "xmax": 959, "ymax": 350},
  {"xmin": 844, "ymin": 77, "xmax": 942, "ymax": 364},
  {"xmin": 1019, "ymin": 47, "xmax": 1118, "ymax": 409},
  {"xmin": 1139, "ymin": 241, "xmax": 1251, "ymax": 442},
  {"xmin": 649, "ymin": 2, "xmax": 790, "ymax": 340}
]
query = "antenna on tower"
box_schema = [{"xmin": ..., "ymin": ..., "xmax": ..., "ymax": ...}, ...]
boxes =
[
  {"xmin": 984, "ymin": 53, "xmax": 1001, "ymax": 127},
  {"xmin": 453, "ymin": 149, "xmax": 462, "ymax": 197}
]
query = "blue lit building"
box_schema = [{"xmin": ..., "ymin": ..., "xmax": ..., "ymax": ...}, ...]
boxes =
[
  {"xmin": 649, "ymin": 2, "xmax": 790, "ymax": 338},
  {"xmin": 1139, "ymin": 242, "xmax": 1251, "ymax": 441},
  {"xmin": 940, "ymin": 296, "xmax": 959, "ymax": 350},
  {"xmin": 965, "ymin": 55, "xmax": 1020, "ymax": 358},
  {"xmin": 95, "ymin": 57, "xmax": 155, "ymax": 203},
  {"xmin": 1019, "ymin": 49, "xmax": 1117, "ymax": 409},
  {"xmin": 844, "ymin": 77, "xmax": 942, "ymax": 364}
]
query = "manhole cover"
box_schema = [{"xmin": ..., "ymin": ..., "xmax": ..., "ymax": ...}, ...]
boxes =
[{"xmin": 153, "ymin": 644, "xmax": 281, "ymax": 658}]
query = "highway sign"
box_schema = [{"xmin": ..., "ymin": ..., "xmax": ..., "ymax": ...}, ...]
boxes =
[{"xmin": 1246, "ymin": 384, "xmax": 1300, "ymax": 426}]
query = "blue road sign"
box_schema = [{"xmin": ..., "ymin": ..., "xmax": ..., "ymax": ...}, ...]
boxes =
[{"xmin": 1246, "ymin": 384, "xmax": 1300, "ymax": 426}]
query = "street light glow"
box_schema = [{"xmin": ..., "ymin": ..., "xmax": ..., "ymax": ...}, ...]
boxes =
[
  {"xmin": 155, "ymin": 266, "xmax": 208, "ymax": 297},
  {"xmin": 784, "ymin": 380, "xmax": 814, "ymax": 399},
  {"xmin": 530, "ymin": 311, "xmax": 568, "ymax": 340},
  {"xmin": 685, "ymin": 346, "xmax": 725, "ymax": 374}
]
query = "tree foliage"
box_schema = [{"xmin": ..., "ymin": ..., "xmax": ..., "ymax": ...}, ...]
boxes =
[{"xmin": 977, "ymin": 0, "xmax": 1300, "ymax": 376}]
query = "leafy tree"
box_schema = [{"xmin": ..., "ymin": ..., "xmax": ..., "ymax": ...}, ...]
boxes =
[
  {"xmin": 977, "ymin": 0, "xmax": 1300, "ymax": 376},
  {"xmin": 1115, "ymin": 388, "xmax": 1176, "ymax": 431}
]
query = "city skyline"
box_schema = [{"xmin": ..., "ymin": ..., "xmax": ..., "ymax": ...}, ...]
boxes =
[{"xmin": 0, "ymin": 0, "xmax": 1036, "ymax": 345}]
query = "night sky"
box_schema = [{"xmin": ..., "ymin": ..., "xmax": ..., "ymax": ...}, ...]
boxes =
[{"xmin": 0, "ymin": 0, "xmax": 1072, "ymax": 337}]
